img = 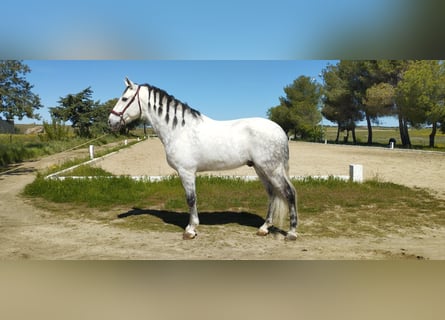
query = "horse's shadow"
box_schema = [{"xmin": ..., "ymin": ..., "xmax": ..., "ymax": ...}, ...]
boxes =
[{"xmin": 117, "ymin": 208, "xmax": 287, "ymax": 235}]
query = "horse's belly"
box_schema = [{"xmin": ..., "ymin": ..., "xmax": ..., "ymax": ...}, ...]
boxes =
[{"xmin": 196, "ymin": 149, "xmax": 247, "ymax": 172}]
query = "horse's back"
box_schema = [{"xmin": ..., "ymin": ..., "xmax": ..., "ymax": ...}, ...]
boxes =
[
  {"xmin": 241, "ymin": 117, "xmax": 287, "ymax": 141},
  {"xmin": 229, "ymin": 117, "xmax": 290, "ymax": 167},
  {"xmin": 204, "ymin": 117, "xmax": 287, "ymax": 143},
  {"xmin": 236, "ymin": 117, "xmax": 288, "ymax": 147}
]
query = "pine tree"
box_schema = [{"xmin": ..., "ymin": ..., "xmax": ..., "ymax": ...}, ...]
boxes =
[{"xmin": 0, "ymin": 60, "xmax": 42, "ymax": 121}]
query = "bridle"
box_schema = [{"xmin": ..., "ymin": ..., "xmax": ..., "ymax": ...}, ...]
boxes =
[{"xmin": 110, "ymin": 85, "xmax": 142, "ymax": 126}]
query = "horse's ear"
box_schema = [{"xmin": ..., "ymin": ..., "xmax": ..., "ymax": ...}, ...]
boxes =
[{"xmin": 125, "ymin": 77, "xmax": 135, "ymax": 88}]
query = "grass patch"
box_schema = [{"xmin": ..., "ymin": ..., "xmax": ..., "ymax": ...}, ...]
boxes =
[
  {"xmin": 296, "ymin": 177, "xmax": 445, "ymax": 237},
  {"xmin": 0, "ymin": 143, "xmax": 37, "ymax": 166},
  {"xmin": 23, "ymin": 174, "xmax": 445, "ymax": 237},
  {"xmin": 0, "ymin": 133, "xmax": 126, "ymax": 169},
  {"xmin": 63, "ymin": 165, "xmax": 113, "ymax": 177},
  {"xmin": 324, "ymin": 126, "xmax": 445, "ymax": 150}
]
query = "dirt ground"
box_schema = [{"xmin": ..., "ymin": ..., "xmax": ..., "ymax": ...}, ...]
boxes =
[{"xmin": 1, "ymin": 139, "xmax": 445, "ymax": 260}]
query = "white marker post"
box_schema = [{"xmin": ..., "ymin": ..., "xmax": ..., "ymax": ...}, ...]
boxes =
[
  {"xmin": 89, "ymin": 145, "xmax": 94, "ymax": 160},
  {"xmin": 349, "ymin": 164, "xmax": 363, "ymax": 183}
]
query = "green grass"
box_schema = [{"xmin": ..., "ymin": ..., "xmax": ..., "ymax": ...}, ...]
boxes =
[
  {"xmin": 0, "ymin": 122, "xmax": 149, "ymax": 169},
  {"xmin": 324, "ymin": 126, "xmax": 445, "ymax": 150},
  {"xmin": 0, "ymin": 142, "xmax": 37, "ymax": 166},
  {"xmin": 0, "ymin": 133, "xmax": 122, "ymax": 168},
  {"xmin": 23, "ymin": 172, "xmax": 445, "ymax": 238},
  {"xmin": 63, "ymin": 165, "xmax": 112, "ymax": 177}
]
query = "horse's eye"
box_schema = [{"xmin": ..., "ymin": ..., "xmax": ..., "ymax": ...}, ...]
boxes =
[{"xmin": 122, "ymin": 97, "xmax": 128, "ymax": 102}]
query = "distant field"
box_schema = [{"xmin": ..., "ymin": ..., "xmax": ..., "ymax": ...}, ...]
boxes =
[
  {"xmin": 12, "ymin": 123, "xmax": 41, "ymax": 134},
  {"xmin": 324, "ymin": 126, "xmax": 445, "ymax": 149}
]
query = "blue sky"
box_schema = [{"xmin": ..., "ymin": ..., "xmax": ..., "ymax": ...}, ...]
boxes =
[
  {"xmin": 1, "ymin": 0, "xmax": 421, "ymax": 59},
  {"xmin": 24, "ymin": 60, "xmax": 335, "ymax": 123},
  {"xmin": 24, "ymin": 60, "xmax": 400, "ymax": 126},
  {"xmin": 3, "ymin": 1, "xmax": 438, "ymax": 127}
]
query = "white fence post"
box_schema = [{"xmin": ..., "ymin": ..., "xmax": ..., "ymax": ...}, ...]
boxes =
[
  {"xmin": 349, "ymin": 164, "xmax": 363, "ymax": 182},
  {"xmin": 89, "ymin": 145, "xmax": 94, "ymax": 160}
]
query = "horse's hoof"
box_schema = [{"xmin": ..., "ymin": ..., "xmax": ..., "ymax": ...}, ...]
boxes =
[
  {"xmin": 183, "ymin": 231, "xmax": 197, "ymax": 240},
  {"xmin": 285, "ymin": 232, "xmax": 298, "ymax": 241},
  {"xmin": 256, "ymin": 228, "xmax": 269, "ymax": 236}
]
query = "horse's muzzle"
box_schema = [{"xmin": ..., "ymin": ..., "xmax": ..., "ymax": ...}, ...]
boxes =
[{"xmin": 108, "ymin": 115, "xmax": 123, "ymax": 132}]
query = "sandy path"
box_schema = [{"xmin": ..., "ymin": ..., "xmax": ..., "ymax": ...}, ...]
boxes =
[{"xmin": 1, "ymin": 139, "xmax": 444, "ymax": 260}]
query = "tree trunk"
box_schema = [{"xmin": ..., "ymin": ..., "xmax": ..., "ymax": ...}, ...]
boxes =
[
  {"xmin": 343, "ymin": 129, "xmax": 349, "ymax": 143},
  {"xmin": 335, "ymin": 125, "xmax": 340, "ymax": 143},
  {"xmin": 403, "ymin": 119, "xmax": 411, "ymax": 148},
  {"xmin": 398, "ymin": 115, "xmax": 405, "ymax": 145},
  {"xmin": 366, "ymin": 114, "xmax": 373, "ymax": 145},
  {"xmin": 398, "ymin": 113, "xmax": 411, "ymax": 148},
  {"xmin": 429, "ymin": 122, "xmax": 437, "ymax": 148},
  {"xmin": 352, "ymin": 127, "xmax": 357, "ymax": 144}
]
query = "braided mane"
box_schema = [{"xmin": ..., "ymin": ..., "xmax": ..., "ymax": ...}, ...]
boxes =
[{"xmin": 142, "ymin": 84, "xmax": 201, "ymax": 128}]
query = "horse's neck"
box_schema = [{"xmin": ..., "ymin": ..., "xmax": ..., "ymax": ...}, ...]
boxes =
[
  {"xmin": 141, "ymin": 86, "xmax": 202, "ymax": 146},
  {"xmin": 143, "ymin": 103, "xmax": 173, "ymax": 146},
  {"xmin": 146, "ymin": 113, "xmax": 172, "ymax": 146}
]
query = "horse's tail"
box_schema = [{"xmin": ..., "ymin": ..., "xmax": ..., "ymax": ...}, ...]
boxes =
[
  {"xmin": 272, "ymin": 168, "xmax": 295, "ymax": 229},
  {"xmin": 271, "ymin": 194, "xmax": 288, "ymax": 228}
]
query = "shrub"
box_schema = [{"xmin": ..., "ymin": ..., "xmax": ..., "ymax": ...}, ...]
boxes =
[{"xmin": 41, "ymin": 118, "xmax": 70, "ymax": 141}]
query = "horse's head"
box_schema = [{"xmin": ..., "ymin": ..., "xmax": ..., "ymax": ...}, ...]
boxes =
[{"xmin": 108, "ymin": 77, "xmax": 142, "ymax": 132}]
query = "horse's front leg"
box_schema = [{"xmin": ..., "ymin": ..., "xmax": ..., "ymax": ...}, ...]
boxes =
[{"xmin": 179, "ymin": 170, "xmax": 199, "ymax": 240}]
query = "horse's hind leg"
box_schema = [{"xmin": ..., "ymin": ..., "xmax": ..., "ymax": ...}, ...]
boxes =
[
  {"xmin": 254, "ymin": 167, "xmax": 275, "ymax": 236},
  {"xmin": 283, "ymin": 177, "xmax": 298, "ymax": 240}
]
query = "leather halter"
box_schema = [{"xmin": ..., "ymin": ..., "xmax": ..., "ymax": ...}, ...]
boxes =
[{"xmin": 110, "ymin": 85, "xmax": 142, "ymax": 126}]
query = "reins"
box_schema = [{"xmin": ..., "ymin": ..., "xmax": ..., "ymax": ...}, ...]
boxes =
[{"xmin": 110, "ymin": 85, "xmax": 142, "ymax": 126}]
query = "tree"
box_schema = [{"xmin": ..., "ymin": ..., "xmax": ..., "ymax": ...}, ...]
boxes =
[
  {"xmin": 267, "ymin": 104, "xmax": 293, "ymax": 134},
  {"xmin": 51, "ymin": 92, "xmax": 139, "ymax": 138},
  {"xmin": 321, "ymin": 63, "xmax": 363, "ymax": 143},
  {"xmin": 50, "ymin": 87, "xmax": 99, "ymax": 138},
  {"xmin": 91, "ymin": 98, "xmax": 117, "ymax": 136},
  {"xmin": 0, "ymin": 60, "xmax": 42, "ymax": 121},
  {"xmin": 328, "ymin": 60, "xmax": 396, "ymax": 145},
  {"xmin": 396, "ymin": 60, "xmax": 445, "ymax": 147},
  {"xmin": 364, "ymin": 83, "xmax": 395, "ymax": 120},
  {"xmin": 350, "ymin": 60, "xmax": 399, "ymax": 144},
  {"xmin": 268, "ymin": 76, "xmax": 322, "ymax": 141},
  {"xmin": 377, "ymin": 60, "xmax": 411, "ymax": 147},
  {"xmin": 322, "ymin": 60, "xmax": 413, "ymax": 146}
]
